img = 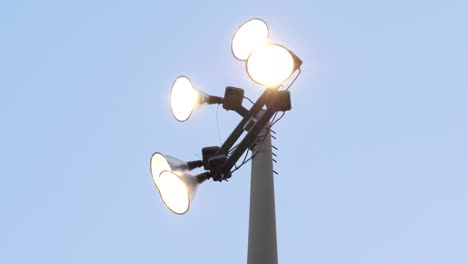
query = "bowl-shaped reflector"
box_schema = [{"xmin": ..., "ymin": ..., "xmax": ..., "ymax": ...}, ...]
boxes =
[
  {"xmin": 150, "ymin": 152, "xmax": 188, "ymax": 190},
  {"xmin": 158, "ymin": 170, "xmax": 198, "ymax": 215},
  {"xmin": 170, "ymin": 76, "xmax": 200, "ymax": 122},
  {"xmin": 246, "ymin": 44, "xmax": 296, "ymax": 88},
  {"xmin": 231, "ymin": 18, "xmax": 269, "ymax": 61}
]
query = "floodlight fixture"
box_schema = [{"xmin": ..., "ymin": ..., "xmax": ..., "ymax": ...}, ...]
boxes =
[
  {"xmin": 246, "ymin": 43, "xmax": 302, "ymax": 88},
  {"xmin": 231, "ymin": 18, "xmax": 269, "ymax": 61},
  {"xmin": 170, "ymin": 76, "xmax": 223, "ymax": 122},
  {"xmin": 158, "ymin": 170, "xmax": 210, "ymax": 215},
  {"xmin": 150, "ymin": 152, "xmax": 202, "ymax": 190},
  {"xmin": 170, "ymin": 76, "xmax": 249, "ymax": 121},
  {"xmin": 158, "ymin": 170, "xmax": 197, "ymax": 215}
]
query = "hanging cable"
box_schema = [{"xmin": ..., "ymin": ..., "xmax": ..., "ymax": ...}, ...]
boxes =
[
  {"xmin": 243, "ymin": 96, "xmax": 254, "ymax": 104},
  {"xmin": 231, "ymin": 150, "xmax": 255, "ymax": 174},
  {"xmin": 285, "ymin": 68, "xmax": 301, "ymax": 91},
  {"xmin": 270, "ymin": 111, "xmax": 285, "ymax": 128},
  {"xmin": 216, "ymin": 104, "xmax": 223, "ymax": 144}
]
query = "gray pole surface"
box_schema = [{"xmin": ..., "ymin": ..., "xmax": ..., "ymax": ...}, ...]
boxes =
[{"xmin": 247, "ymin": 123, "xmax": 278, "ymax": 264}]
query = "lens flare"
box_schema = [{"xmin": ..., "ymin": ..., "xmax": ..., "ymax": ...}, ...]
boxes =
[
  {"xmin": 246, "ymin": 44, "xmax": 295, "ymax": 88},
  {"xmin": 232, "ymin": 18, "xmax": 269, "ymax": 61}
]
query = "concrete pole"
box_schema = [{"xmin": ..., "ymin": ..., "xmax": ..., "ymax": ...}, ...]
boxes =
[{"xmin": 247, "ymin": 122, "xmax": 278, "ymax": 264}]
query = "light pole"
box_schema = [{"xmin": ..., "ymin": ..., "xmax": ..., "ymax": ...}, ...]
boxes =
[
  {"xmin": 150, "ymin": 18, "xmax": 302, "ymax": 263},
  {"xmin": 247, "ymin": 119, "xmax": 277, "ymax": 264}
]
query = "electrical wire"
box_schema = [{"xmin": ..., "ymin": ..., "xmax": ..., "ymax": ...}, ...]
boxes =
[
  {"xmin": 285, "ymin": 68, "xmax": 301, "ymax": 91},
  {"xmin": 231, "ymin": 150, "xmax": 254, "ymax": 174},
  {"xmin": 216, "ymin": 104, "xmax": 223, "ymax": 144},
  {"xmin": 230, "ymin": 142, "xmax": 250, "ymax": 172},
  {"xmin": 243, "ymin": 96, "xmax": 254, "ymax": 104},
  {"xmin": 241, "ymin": 148, "xmax": 250, "ymax": 164},
  {"xmin": 254, "ymin": 111, "xmax": 285, "ymax": 143},
  {"xmin": 270, "ymin": 111, "xmax": 285, "ymax": 128}
]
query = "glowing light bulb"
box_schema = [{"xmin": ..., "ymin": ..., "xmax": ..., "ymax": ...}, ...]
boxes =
[
  {"xmin": 232, "ymin": 18, "xmax": 269, "ymax": 61},
  {"xmin": 246, "ymin": 44, "xmax": 296, "ymax": 88},
  {"xmin": 170, "ymin": 76, "xmax": 199, "ymax": 122},
  {"xmin": 158, "ymin": 170, "xmax": 198, "ymax": 215}
]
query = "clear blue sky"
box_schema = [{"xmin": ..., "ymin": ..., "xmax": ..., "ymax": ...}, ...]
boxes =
[{"xmin": 1, "ymin": 0, "xmax": 467, "ymax": 263}]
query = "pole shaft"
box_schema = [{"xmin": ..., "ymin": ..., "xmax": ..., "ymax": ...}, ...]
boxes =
[{"xmin": 247, "ymin": 124, "xmax": 278, "ymax": 264}]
